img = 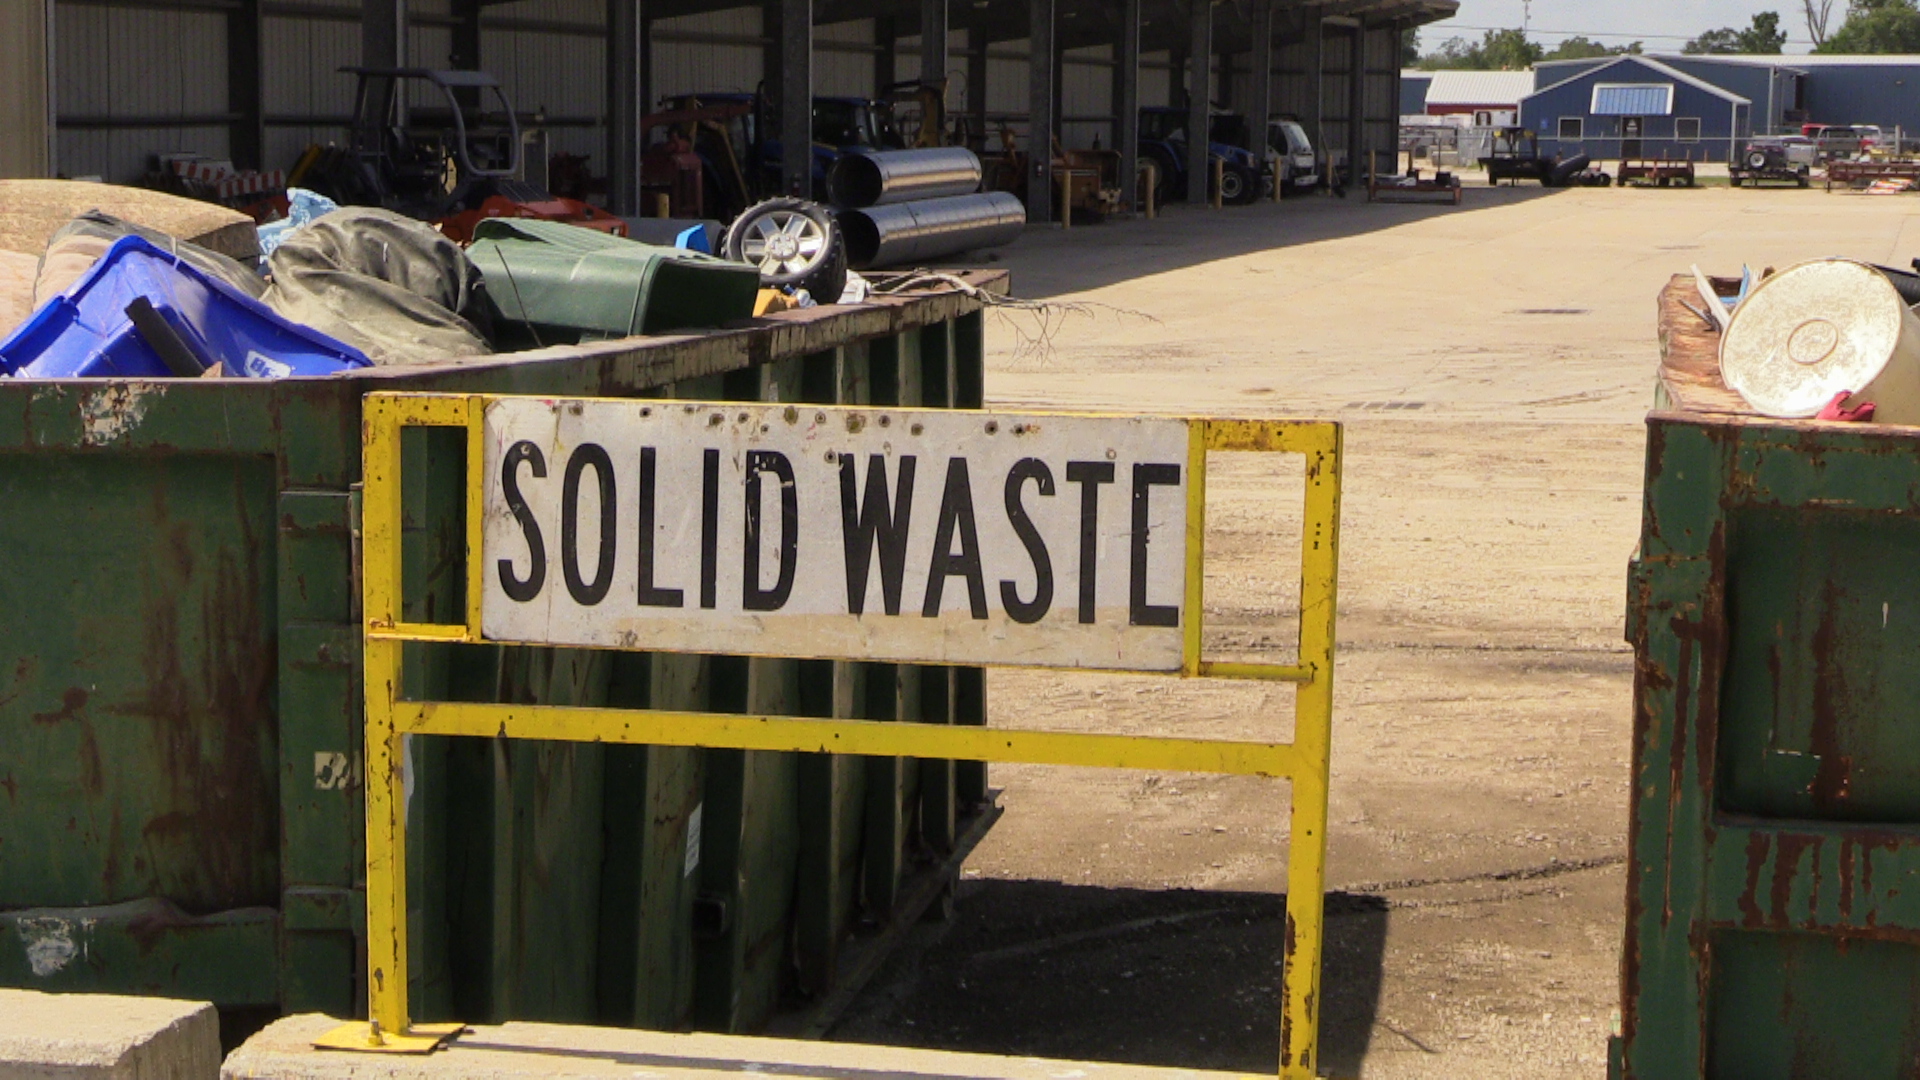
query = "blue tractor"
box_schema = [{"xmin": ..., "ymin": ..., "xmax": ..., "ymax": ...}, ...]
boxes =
[
  {"xmin": 651, "ymin": 90, "xmax": 909, "ymax": 218},
  {"xmin": 1138, "ymin": 106, "xmax": 1263, "ymax": 206}
]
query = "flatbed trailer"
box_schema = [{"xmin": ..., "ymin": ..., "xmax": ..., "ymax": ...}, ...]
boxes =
[
  {"xmin": 1367, "ymin": 172, "xmax": 1462, "ymax": 205},
  {"xmin": 1825, "ymin": 158, "xmax": 1920, "ymax": 191},
  {"xmin": 1617, "ymin": 159, "xmax": 1696, "ymax": 188}
]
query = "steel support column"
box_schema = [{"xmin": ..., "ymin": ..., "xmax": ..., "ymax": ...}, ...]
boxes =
[
  {"xmin": 1252, "ymin": 0, "xmax": 1274, "ymax": 161},
  {"xmin": 1305, "ymin": 15, "xmax": 1323, "ymax": 189},
  {"xmin": 1185, "ymin": 0, "xmax": 1211, "ymax": 205},
  {"xmin": 1114, "ymin": 0, "xmax": 1140, "ymax": 213},
  {"xmin": 607, "ymin": 0, "xmax": 644, "ymax": 215},
  {"xmin": 362, "ymin": 0, "xmax": 406, "ymax": 80},
  {"xmin": 921, "ymin": 0, "xmax": 946, "ymax": 88},
  {"xmin": 1347, "ymin": 23, "xmax": 1364, "ymax": 185},
  {"xmin": 1389, "ymin": 19, "xmax": 1403, "ymax": 173},
  {"xmin": 1026, "ymin": 0, "xmax": 1054, "ymax": 223},
  {"xmin": 227, "ymin": 0, "xmax": 263, "ymax": 169},
  {"xmin": 967, "ymin": 25, "xmax": 988, "ymax": 153},
  {"xmin": 451, "ymin": 0, "xmax": 481, "ymax": 68},
  {"xmin": 780, "ymin": 0, "xmax": 812, "ymax": 197},
  {"xmin": 876, "ymin": 16, "xmax": 897, "ymax": 94}
]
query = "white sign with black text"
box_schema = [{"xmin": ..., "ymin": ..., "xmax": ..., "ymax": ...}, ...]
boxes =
[{"xmin": 480, "ymin": 398, "xmax": 1191, "ymax": 670}]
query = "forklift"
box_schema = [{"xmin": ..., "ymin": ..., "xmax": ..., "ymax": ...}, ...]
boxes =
[{"xmin": 299, "ymin": 67, "xmax": 625, "ymax": 242}]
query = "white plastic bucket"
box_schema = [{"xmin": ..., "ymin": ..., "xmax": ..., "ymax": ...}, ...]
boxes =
[{"xmin": 1720, "ymin": 258, "xmax": 1920, "ymax": 424}]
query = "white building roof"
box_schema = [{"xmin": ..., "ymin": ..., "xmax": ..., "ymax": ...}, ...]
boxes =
[
  {"xmin": 1664, "ymin": 52, "xmax": 1920, "ymax": 66},
  {"xmin": 1423, "ymin": 70, "xmax": 1537, "ymax": 107}
]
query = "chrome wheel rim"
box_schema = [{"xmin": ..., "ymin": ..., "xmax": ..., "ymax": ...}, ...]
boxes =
[{"xmin": 740, "ymin": 211, "xmax": 827, "ymax": 276}]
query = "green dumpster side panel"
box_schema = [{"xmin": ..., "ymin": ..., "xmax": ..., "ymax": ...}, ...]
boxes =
[
  {"xmin": 1708, "ymin": 931, "xmax": 1920, "ymax": 1080},
  {"xmin": 1720, "ymin": 507, "xmax": 1920, "ymax": 823},
  {"xmin": 0, "ymin": 453, "xmax": 279, "ymax": 913},
  {"xmin": 0, "ymin": 278, "xmax": 998, "ymax": 1025},
  {"xmin": 0, "ymin": 900, "xmax": 278, "ymax": 1005},
  {"xmin": 1623, "ymin": 415, "xmax": 1920, "ymax": 1080}
]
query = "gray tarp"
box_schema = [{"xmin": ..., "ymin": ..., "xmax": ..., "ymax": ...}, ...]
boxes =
[
  {"xmin": 261, "ymin": 208, "xmax": 490, "ymax": 364},
  {"xmin": 21, "ymin": 208, "xmax": 491, "ymax": 368}
]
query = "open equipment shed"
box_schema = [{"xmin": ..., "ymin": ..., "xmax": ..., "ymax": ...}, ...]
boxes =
[{"xmin": 2, "ymin": 0, "xmax": 1455, "ymax": 218}]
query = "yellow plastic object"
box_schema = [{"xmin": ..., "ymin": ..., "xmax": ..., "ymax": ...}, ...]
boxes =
[
  {"xmin": 753, "ymin": 288, "xmax": 799, "ymax": 316},
  {"xmin": 349, "ymin": 392, "xmax": 1341, "ymax": 1080}
]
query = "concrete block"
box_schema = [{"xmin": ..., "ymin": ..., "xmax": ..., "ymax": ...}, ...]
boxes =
[
  {"xmin": 0, "ymin": 989, "xmax": 219, "ymax": 1080},
  {"xmin": 224, "ymin": 1014, "xmax": 1244, "ymax": 1080}
]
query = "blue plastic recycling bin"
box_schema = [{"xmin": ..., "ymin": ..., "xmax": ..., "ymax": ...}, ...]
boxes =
[{"xmin": 0, "ymin": 235, "xmax": 372, "ymax": 379}]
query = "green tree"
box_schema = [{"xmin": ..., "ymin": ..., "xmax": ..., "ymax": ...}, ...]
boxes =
[
  {"xmin": 1742, "ymin": 11, "xmax": 1791, "ymax": 50},
  {"xmin": 1687, "ymin": 11, "xmax": 1790, "ymax": 53},
  {"xmin": 1402, "ymin": 27, "xmax": 1421, "ymax": 66},
  {"xmin": 1414, "ymin": 28, "xmax": 1548, "ymax": 70},
  {"xmin": 1478, "ymin": 27, "xmax": 1545, "ymax": 69},
  {"xmin": 1819, "ymin": 0, "xmax": 1920, "ymax": 51},
  {"xmin": 1544, "ymin": 35, "xmax": 1617, "ymax": 59},
  {"xmin": 1684, "ymin": 27, "xmax": 1742, "ymax": 52},
  {"xmin": 1414, "ymin": 35, "xmax": 1479, "ymax": 69}
]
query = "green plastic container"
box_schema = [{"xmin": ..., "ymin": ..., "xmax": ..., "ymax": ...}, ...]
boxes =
[
  {"xmin": 466, "ymin": 219, "xmax": 762, "ymax": 347},
  {"xmin": 0, "ymin": 279, "xmax": 997, "ymax": 1035}
]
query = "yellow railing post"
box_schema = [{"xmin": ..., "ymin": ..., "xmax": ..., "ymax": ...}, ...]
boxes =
[{"xmin": 1279, "ymin": 427, "xmax": 1342, "ymax": 1080}]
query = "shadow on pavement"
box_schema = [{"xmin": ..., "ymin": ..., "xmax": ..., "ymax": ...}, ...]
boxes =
[
  {"xmin": 829, "ymin": 879, "xmax": 1390, "ymax": 1076},
  {"xmin": 941, "ymin": 184, "xmax": 1571, "ymax": 300}
]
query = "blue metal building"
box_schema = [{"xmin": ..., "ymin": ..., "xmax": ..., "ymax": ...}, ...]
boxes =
[
  {"xmin": 1535, "ymin": 54, "xmax": 1920, "ymax": 140},
  {"xmin": 1401, "ymin": 71, "xmax": 1434, "ymax": 116},
  {"xmin": 1520, "ymin": 55, "xmax": 1752, "ymax": 162}
]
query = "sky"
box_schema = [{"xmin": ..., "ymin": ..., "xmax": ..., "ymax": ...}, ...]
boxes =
[{"xmin": 1415, "ymin": 0, "xmax": 1823, "ymax": 55}]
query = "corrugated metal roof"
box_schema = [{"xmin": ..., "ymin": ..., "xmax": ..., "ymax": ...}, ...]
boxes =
[
  {"xmin": 1424, "ymin": 70, "xmax": 1535, "ymax": 106},
  {"xmin": 1525, "ymin": 55, "xmax": 1750, "ymax": 105},
  {"xmin": 1592, "ymin": 83, "xmax": 1674, "ymax": 116},
  {"xmin": 1662, "ymin": 52, "xmax": 1916, "ymax": 67}
]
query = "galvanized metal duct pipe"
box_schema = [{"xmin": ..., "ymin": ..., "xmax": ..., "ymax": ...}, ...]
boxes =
[
  {"xmin": 836, "ymin": 191, "xmax": 1026, "ymax": 269},
  {"xmin": 825, "ymin": 147, "xmax": 984, "ymax": 209}
]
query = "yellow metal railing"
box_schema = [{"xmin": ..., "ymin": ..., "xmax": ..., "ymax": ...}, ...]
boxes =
[{"xmin": 324, "ymin": 391, "xmax": 1342, "ymax": 1080}]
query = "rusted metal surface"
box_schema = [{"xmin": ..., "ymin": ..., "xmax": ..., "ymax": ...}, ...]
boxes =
[
  {"xmin": 1620, "ymin": 303, "xmax": 1920, "ymax": 1076},
  {"xmin": 0, "ymin": 275, "xmax": 1004, "ymax": 1020},
  {"xmin": 1825, "ymin": 159, "xmax": 1920, "ymax": 192}
]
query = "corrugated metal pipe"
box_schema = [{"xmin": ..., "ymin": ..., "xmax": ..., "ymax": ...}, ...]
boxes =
[
  {"xmin": 825, "ymin": 147, "xmax": 984, "ymax": 208},
  {"xmin": 835, "ymin": 192, "xmax": 1026, "ymax": 269}
]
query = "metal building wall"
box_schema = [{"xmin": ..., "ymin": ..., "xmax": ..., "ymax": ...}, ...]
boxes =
[
  {"xmin": 652, "ymin": 7, "xmax": 762, "ymax": 101},
  {"xmin": 815, "ymin": 18, "xmax": 876, "ymax": 99},
  {"xmin": 1362, "ymin": 25, "xmax": 1396, "ymax": 173},
  {"xmin": 1139, "ymin": 50, "xmax": 1170, "ymax": 109},
  {"xmin": 1803, "ymin": 63, "xmax": 1920, "ymax": 136},
  {"xmin": 985, "ymin": 36, "xmax": 1027, "ymax": 146},
  {"xmin": 1061, "ymin": 44, "xmax": 1111, "ymax": 150},
  {"xmin": 1, "ymin": 0, "xmax": 52, "ymax": 177},
  {"xmin": 54, "ymin": 2, "xmax": 229, "ymax": 182},
  {"xmin": 891, "ymin": 29, "xmax": 974, "ymax": 125},
  {"xmin": 1399, "ymin": 72, "xmax": 1430, "ymax": 116},
  {"xmin": 1318, "ymin": 26, "xmax": 1352, "ymax": 161},
  {"xmin": 482, "ymin": 0, "xmax": 607, "ymax": 164},
  {"xmin": 1273, "ymin": 38, "xmax": 1312, "ymax": 121},
  {"xmin": 261, "ymin": 1, "xmax": 356, "ymax": 175}
]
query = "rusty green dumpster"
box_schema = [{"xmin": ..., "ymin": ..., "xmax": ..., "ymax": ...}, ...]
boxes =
[
  {"xmin": 1616, "ymin": 274, "xmax": 1920, "ymax": 1079},
  {"xmin": 0, "ymin": 275, "xmax": 1000, "ymax": 1037}
]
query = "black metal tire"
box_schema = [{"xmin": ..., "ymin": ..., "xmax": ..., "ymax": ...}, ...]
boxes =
[
  {"xmin": 1747, "ymin": 151, "xmax": 1771, "ymax": 171},
  {"xmin": 724, "ymin": 197, "xmax": 848, "ymax": 303},
  {"xmin": 1146, "ymin": 148, "xmax": 1180, "ymax": 203},
  {"xmin": 1218, "ymin": 164, "xmax": 1258, "ymax": 205}
]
